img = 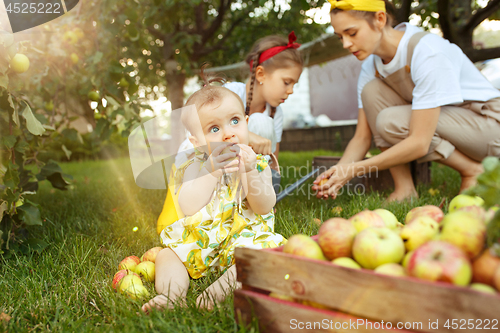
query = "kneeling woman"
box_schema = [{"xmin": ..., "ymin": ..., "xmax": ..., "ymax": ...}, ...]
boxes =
[{"xmin": 314, "ymin": 0, "xmax": 500, "ymax": 201}]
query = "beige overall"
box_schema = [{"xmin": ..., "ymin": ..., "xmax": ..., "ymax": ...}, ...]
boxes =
[{"xmin": 361, "ymin": 32, "xmax": 500, "ymax": 163}]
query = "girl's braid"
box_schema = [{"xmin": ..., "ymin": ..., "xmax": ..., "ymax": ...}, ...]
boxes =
[{"xmin": 246, "ymin": 53, "xmax": 259, "ymax": 116}]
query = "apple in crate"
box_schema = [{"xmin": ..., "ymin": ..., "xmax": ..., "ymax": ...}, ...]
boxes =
[
  {"xmin": 135, "ymin": 261, "xmax": 156, "ymax": 282},
  {"xmin": 405, "ymin": 205, "xmax": 444, "ymax": 224},
  {"xmin": 349, "ymin": 210, "xmax": 386, "ymax": 233},
  {"xmin": 352, "ymin": 227, "xmax": 405, "ymax": 269},
  {"xmin": 332, "ymin": 257, "xmax": 361, "ymax": 269},
  {"xmin": 470, "ymin": 283, "xmax": 497, "ymax": 295},
  {"xmin": 407, "ymin": 241, "xmax": 472, "ymax": 286},
  {"xmin": 374, "ymin": 263, "xmax": 406, "ymax": 277},
  {"xmin": 118, "ymin": 255, "xmax": 141, "ymax": 271},
  {"xmin": 373, "ymin": 209, "xmax": 400, "ymax": 230},
  {"xmin": 439, "ymin": 211, "xmax": 486, "ymax": 259},
  {"xmin": 141, "ymin": 247, "xmax": 163, "ymax": 263},
  {"xmin": 318, "ymin": 218, "xmax": 357, "ymax": 260},
  {"xmin": 448, "ymin": 194, "xmax": 484, "ymax": 213},
  {"xmin": 472, "ymin": 249, "xmax": 500, "ymax": 286},
  {"xmin": 112, "ymin": 269, "xmax": 140, "ymax": 291},
  {"xmin": 283, "ymin": 234, "xmax": 327, "ymax": 261},
  {"xmin": 456, "ymin": 205, "xmax": 486, "ymax": 223},
  {"xmin": 400, "ymin": 216, "xmax": 439, "ymax": 251}
]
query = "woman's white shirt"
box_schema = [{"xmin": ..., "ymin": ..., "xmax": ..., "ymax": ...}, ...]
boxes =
[{"xmin": 357, "ymin": 23, "xmax": 500, "ymax": 110}]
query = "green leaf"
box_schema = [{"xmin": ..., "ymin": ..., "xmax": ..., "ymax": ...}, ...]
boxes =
[
  {"xmin": 61, "ymin": 144, "xmax": 72, "ymax": 160},
  {"xmin": 3, "ymin": 162, "xmax": 20, "ymax": 189},
  {"xmin": 2, "ymin": 135, "xmax": 16, "ymax": 149},
  {"xmin": 0, "ymin": 200, "xmax": 7, "ymax": 218},
  {"xmin": 17, "ymin": 202, "xmax": 43, "ymax": 226},
  {"xmin": 0, "ymin": 73, "xmax": 8, "ymax": 89},
  {"xmin": 14, "ymin": 141, "xmax": 29, "ymax": 154},
  {"xmin": 37, "ymin": 160, "xmax": 71, "ymax": 190},
  {"xmin": 61, "ymin": 128, "xmax": 79, "ymax": 141},
  {"xmin": 21, "ymin": 103, "xmax": 45, "ymax": 136},
  {"xmin": 22, "ymin": 238, "xmax": 49, "ymax": 252}
]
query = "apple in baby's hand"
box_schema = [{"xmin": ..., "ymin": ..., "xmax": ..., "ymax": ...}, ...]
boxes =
[
  {"xmin": 141, "ymin": 247, "xmax": 163, "ymax": 263},
  {"xmin": 405, "ymin": 205, "xmax": 444, "ymax": 224},
  {"xmin": 407, "ymin": 241, "xmax": 472, "ymax": 286},
  {"xmin": 373, "ymin": 209, "xmax": 400, "ymax": 230},
  {"xmin": 448, "ymin": 194, "xmax": 484, "ymax": 213},
  {"xmin": 400, "ymin": 216, "xmax": 439, "ymax": 252},
  {"xmin": 318, "ymin": 218, "xmax": 357, "ymax": 260},
  {"xmin": 349, "ymin": 210, "xmax": 386, "ymax": 233},
  {"xmin": 332, "ymin": 257, "xmax": 361, "ymax": 269},
  {"xmin": 374, "ymin": 263, "xmax": 406, "ymax": 277},
  {"xmin": 135, "ymin": 261, "xmax": 156, "ymax": 282},
  {"xmin": 352, "ymin": 227, "xmax": 405, "ymax": 269},
  {"xmin": 118, "ymin": 255, "xmax": 141, "ymax": 271},
  {"xmin": 439, "ymin": 211, "xmax": 486, "ymax": 259},
  {"xmin": 283, "ymin": 234, "xmax": 327, "ymax": 261}
]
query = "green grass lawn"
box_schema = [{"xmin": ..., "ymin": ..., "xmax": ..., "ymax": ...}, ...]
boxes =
[{"xmin": 0, "ymin": 150, "xmax": 462, "ymax": 332}]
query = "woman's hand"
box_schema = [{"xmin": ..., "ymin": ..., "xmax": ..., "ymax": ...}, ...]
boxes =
[
  {"xmin": 236, "ymin": 144, "xmax": 258, "ymax": 173},
  {"xmin": 312, "ymin": 164, "xmax": 355, "ymax": 199},
  {"xmin": 248, "ymin": 132, "xmax": 272, "ymax": 156},
  {"xmin": 204, "ymin": 143, "xmax": 240, "ymax": 177}
]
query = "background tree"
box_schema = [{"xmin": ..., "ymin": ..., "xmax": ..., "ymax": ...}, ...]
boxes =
[{"xmin": 393, "ymin": 0, "xmax": 500, "ymax": 62}]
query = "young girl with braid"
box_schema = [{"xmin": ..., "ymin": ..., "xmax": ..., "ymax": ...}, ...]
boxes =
[
  {"xmin": 177, "ymin": 32, "xmax": 303, "ymax": 178},
  {"xmin": 142, "ymin": 69, "xmax": 286, "ymax": 313}
]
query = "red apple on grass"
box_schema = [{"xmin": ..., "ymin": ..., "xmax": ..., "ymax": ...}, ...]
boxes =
[
  {"xmin": 349, "ymin": 210, "xmax": 386, "ymax": 233},
  {"xmin": 352, "ymin": 227, "xmax": 405, "ymax": 269},
  {"xmin": 118, "ymin": 274, "xmax": 143, "ymax": 293},
  {"xmin": 141, "ymin": 247, "xmax": 163, "ymax": 263},
  {"xmin": 318, "ymin": 218, "xmax": 357, "ymax": 260},
  {"xmin": 407, "ymin": 241, "xmax": 472, "ymax": 286},
  {"xmin": 405, "ymin": 205, "xmax": 444, "ymax": 224},
  {"xmin": 283, "ymin": 234, "xmax": 327, "ymax": 261},
  {"xmin": 439, "ymin": 211, "xmax": 486, "ymax": 259},
  {"xmin": 118, "ymin": 255, "xmax": 141, "ymax": 271},
  {"xmin": 112, "ymin": 269, "xmax": 140, "ymax": 291}
]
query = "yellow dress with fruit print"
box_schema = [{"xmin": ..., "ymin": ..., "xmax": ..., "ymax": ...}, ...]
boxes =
[{"xmin": 159, "ymin": 152, "xmax": 286, "ymax": 279}]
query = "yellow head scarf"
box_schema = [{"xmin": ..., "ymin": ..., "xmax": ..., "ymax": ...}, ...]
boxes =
[{"xmin": 329, "ymin": 0, "xmax": 386, "ymax": 12}]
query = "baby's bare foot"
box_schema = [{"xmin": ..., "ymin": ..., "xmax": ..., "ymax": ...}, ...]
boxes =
[{"xmin": 141, "ymin": 294, "xmax": 172, "ymax": 314}]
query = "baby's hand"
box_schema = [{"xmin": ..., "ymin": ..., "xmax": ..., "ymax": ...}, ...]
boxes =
[
  {"xmin": 205, "ymin": 143, "xmax": 240, "ymax": 177},
  {"xmin": 236, "ymin": 144, "xmax": 257, "ymax": 173}
]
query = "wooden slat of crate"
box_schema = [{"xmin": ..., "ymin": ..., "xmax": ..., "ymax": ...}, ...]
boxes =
[
  {"xmin": 235, "ymin": 247, "xmax": 500, "ymax": 333},
  {"xmin": 234, "ymin": 289, "xmax": 415, "ymax": 332}
]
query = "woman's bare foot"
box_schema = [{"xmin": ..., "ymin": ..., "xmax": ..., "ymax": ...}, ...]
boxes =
[{"xmin": 385, "ymin": 188, "xmax": 418, "ymax": 203}]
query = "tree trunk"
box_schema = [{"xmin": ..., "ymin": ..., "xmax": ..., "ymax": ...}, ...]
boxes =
[{"xmin": 165, "ymin": 59, "xmax": 186, "ymax": 152}]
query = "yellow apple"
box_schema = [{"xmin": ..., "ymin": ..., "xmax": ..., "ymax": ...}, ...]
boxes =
[
  {"xmin": 135, "ymin": 261, "xmax": 155, "ymax": 282},
  {"xmin": 112, "ymin": 269, "xmax": 140, "ymax": 291},
  {"xmin": 349, "ymin": 210, "xmax": 386, "ymax": 233},
  {"xmin": 118, "ymin": 274, "xmax": 143, "ymax": 293},
  {"xmin": 123, "ymin": 283, "xmax": 150, "ymax": 300},
  {"xmin": 373, "ymin": 209, "xmax": 400, "ymax": 230},
  {"xmin": 352, "ymin": 227, "xmax": 405, "ymax": 269},
  {"xmin": 318, "ymin": 217, "xmax": 357, "ymax": 260},
  {"xmin": 400, "ymin": 216, "xmax": 439, "ymax": 252},
  {"xmin": 374, "ymin": 263, "xmax": 406, "ymax": 277},
  {"xmin": 332, "ymin": 257, "xmax": 361, "ymax": 269},
  {"xmin": 439, "ymin": 211, "xmax": 486, "ymax": 259},
  {"xmin": 448, "ymin": 194, "xmax": 484, "ymax": 213},
  {"xmin": 283, "ymin": 234, "xmax": 327, "ymax": 261},
  {"xmin": 10, "ymin": 54, "xmax": 30, "ymax": 73},
  {"xmin": 402, "ymin": 250, "xmax": 414, "ymax": 270},
  {"xmin": 470, "ymin": 283, "xmax": 497, "ymax": 294}
]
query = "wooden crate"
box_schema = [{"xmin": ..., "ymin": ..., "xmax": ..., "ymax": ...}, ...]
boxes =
[
  {"xmin": 313, "ymin": 156, "xmax": 431, "ymax": 192},
  {"xmin": 234, "ymin": 245, "xmax": 500, "ymax": 333}
]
